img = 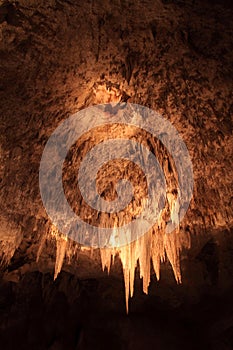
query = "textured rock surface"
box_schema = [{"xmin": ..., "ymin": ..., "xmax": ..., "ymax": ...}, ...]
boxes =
[{"xmin": 0, "ymin": 0, "xmax": 233, "ymax": 348}]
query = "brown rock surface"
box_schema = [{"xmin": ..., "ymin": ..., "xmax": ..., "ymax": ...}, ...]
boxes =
[{"xmin": 0, "ymin": 0, "xmax": 233, "ymax": 349}]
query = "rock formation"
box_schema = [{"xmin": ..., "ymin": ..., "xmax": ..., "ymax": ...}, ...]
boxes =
[{"xmin": 0, "ymin": 0, "xmax": 232, "ymax": 349}]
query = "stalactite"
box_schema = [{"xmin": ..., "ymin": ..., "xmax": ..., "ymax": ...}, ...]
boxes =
[
  {"xmin": 100, "ymin": 247, "xmax": 112, "ymax": 273},
  {"xmin": 97, "ymin": 223, "xmax": 184, "ymax": 312},
  {"xmin": 43, "ymin": 225, "xmax": 69, "ymax": 280},
  {"xmin": 38, "ymin": 197, "xmax": 187, "ymax": 312},
  {"xmin": 0, "ymin": 218, "xmax": 22, "ymax": 267},
  {"xmin": 35, "ymin": 124, "xmax": 190, "ymax": 311},
  {"xmin": 54, "ymin": 234, "xmax": 68, "ymax": 280}
]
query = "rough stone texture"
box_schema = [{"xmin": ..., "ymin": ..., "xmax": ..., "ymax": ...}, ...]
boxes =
[{"xmin": 0, "ymin": 0, "xmax": 233, "ymax": 349}]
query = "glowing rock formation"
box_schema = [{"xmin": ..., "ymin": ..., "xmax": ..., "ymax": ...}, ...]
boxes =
[
  {"xmin": 100, "ymin": 226, "xmax": 189, "ymax": 312},
  {"xmin": 36, "ymin": 121, "xmax": 191, "ymax": 312},
  {"xmin": 37, "ymin": 200, "xmax": 190, "ymax": 312}
]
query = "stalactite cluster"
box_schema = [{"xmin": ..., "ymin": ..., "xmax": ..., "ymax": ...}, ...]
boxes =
[{"xmin": 36, "ymin": 122, "xmax": 192, "ymax": 311}]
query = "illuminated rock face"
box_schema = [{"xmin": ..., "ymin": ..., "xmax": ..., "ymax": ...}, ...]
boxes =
[{"xmin": 0, "ymin": 0, "xmax": 233, "ymax": 348}]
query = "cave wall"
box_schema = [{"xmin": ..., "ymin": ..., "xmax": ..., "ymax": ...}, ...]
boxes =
[{"xmin": 0, "ymin": 0, "xmax": 233, "ymax": 349}]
